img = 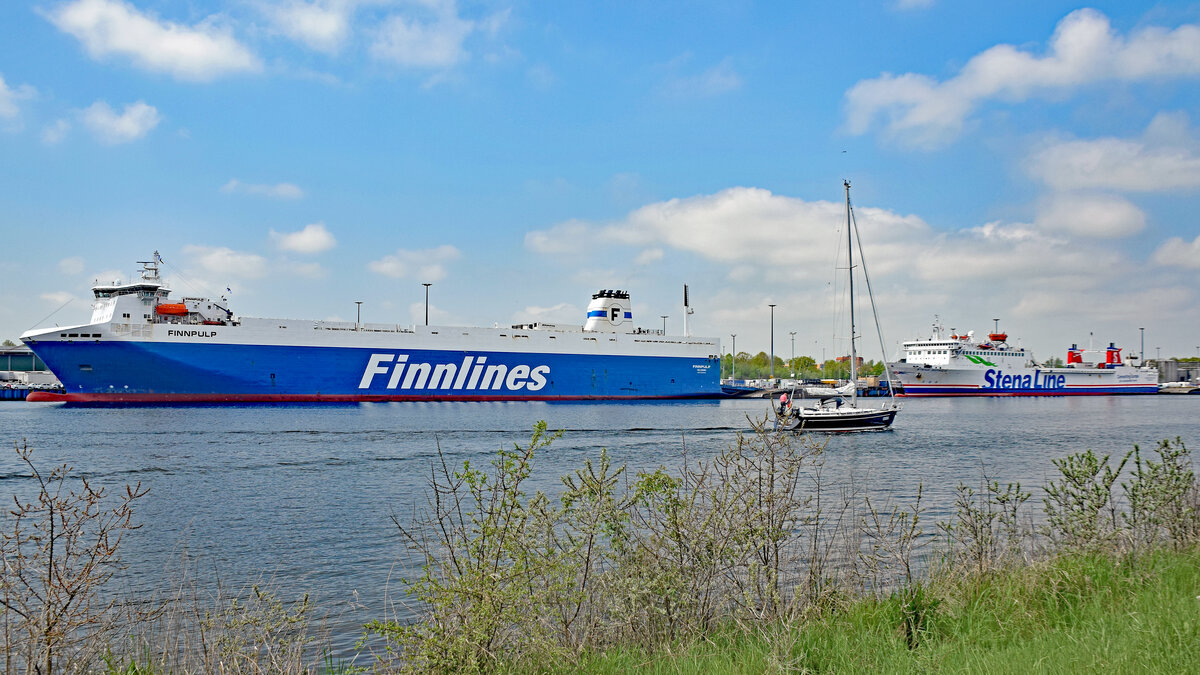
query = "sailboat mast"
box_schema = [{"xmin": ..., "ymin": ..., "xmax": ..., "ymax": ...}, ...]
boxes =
[{"xmin": 846, "ymin": 180, "xmax": 857, "ymax": 406}]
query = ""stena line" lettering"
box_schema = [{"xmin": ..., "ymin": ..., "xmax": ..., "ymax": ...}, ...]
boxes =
[
  {"xmin": 983, "ymin": 368, "xmax": 1065, "ymax": 390},
  {"xmin": 358, "ymin": 353, "xmax": 550, "ymax": 392}
]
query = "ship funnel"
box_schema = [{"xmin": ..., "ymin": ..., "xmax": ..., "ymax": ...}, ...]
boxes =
[
  {"xmin": 584, "ymin": 290, "xmax": 632, "ymax": 332},
  {"xmin": 1106, "ymin": 343, "xmax": 1122, "ymax": 366},
  {"xmin": 1067, "ymin": 344, "xmax": 1083, "ymax": 365}
]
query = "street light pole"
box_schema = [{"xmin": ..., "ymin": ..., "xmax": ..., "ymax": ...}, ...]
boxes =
[
  {"xmin": 731, "ymin": 334, "xmax": 736, "ymax": 380},
  {"xmin": 1140, "ymin": 327, "xmax": 1145, "ymax": 362},
  {"xmin": 768, "ymin": 304, "xmax": 777, "ymax": 380},
  {"xmin": 661, "ymin": 315, "xmax": 668, "ymax": 333},
  {"xmin": 355, "ymin": 301, "xmax": 362, "ymax": 331},
  {"xmin": 422, "ymin": 283, "xmax": 432, "ymax": 326},
  {"xmin": 789, "ymin": 331, "xmax": 796, "ymax": 375}
]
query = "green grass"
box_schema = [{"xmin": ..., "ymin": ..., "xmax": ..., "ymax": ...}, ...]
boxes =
[{"xmin": 565, "ymin": 548, "xmax": 1200, "ymax": 674}]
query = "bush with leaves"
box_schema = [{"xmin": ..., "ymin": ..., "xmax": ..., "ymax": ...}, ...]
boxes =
[
  {"xmin": 366, "ymin": 419, "xmax": 827, "ymax": 671},
  {"xmin": 939, "ymin": 476, "xmax": 1030, "ymax": 575},
  {"xmin": 1124, "ymin": 437, "xmax": 1198, "ymax": 551},
  {"xmin": 1042, "ymin": 449, "xmax": 1128, "ymax": 552}
]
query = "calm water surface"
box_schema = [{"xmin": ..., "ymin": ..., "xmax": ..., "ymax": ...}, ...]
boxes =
[{"xmin": 1, "ymin": 396, "xmax": 1197, "ymax": 655}]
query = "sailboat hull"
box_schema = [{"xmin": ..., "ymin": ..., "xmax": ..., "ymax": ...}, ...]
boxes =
[{"xmin": 778, "ymin": 406, "xmax": 898, "ymax": 432}]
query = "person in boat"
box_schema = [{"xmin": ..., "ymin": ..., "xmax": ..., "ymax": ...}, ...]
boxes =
[{"xmin": 778, "ymin": 393, "xmax": 791, "ymax": 416}]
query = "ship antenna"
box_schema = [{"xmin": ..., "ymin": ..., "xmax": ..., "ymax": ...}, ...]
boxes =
[
  {"xmin": 683, "ymin": 284, "xmax": 694, "ymax": 337},
  {"xmin": 136, "ymin": 251, "xmax": 162, "ymax": 281}
]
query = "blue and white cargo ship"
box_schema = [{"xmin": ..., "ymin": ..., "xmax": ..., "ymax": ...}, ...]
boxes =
[
  {"xmin": 20, "ymin": 255, "xmax": 722, "ymax": 403},
  {"xmin": 888, "ymin": 320, "xmax": 1158, "ymax": 396}
]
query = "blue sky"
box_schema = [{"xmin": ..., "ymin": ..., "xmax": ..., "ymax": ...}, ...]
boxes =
[{"xmin": 2, "ymin": 0, "xmax": 1199, "ymax": 363}]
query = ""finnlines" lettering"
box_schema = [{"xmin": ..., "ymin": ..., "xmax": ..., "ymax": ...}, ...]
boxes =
[
  {"xmin": 168, "ymin": 330, "xmax": 217, "ymax": 338},
  {"xmin": 358, "ymin": 354, "xmax": 550, "ymax": 391}
]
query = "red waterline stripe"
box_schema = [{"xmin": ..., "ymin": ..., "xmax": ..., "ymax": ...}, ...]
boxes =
[{"xmin": 898, "ymin": 389, "xmax": 1155, "ymax": 397}]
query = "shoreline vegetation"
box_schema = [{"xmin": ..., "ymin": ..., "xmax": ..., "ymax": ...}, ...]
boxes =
[
  {"xmin": 2, "ymin": 425, "xmax": 1198, "ymax": 673},
  {"xmin": 722, "ymin": 353, "xmax": 888, "ymax": 381}
]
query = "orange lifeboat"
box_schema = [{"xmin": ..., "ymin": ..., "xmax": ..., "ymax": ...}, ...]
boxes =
[
  {"xmin": 988, "ymin": 333, "xmax": 1008, "ymax": 343},
  {"xmin": 155, "ymin": 303, "xmax": 188, "ymax": 316}
]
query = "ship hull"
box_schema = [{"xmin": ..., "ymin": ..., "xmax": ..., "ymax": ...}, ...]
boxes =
[
  {"xmin": 889, "ymin": 363, "xmax": 1158, "ymax": 396},
  {"xmin": 23, "ymin": 325, "xmax": 722, "ymax": 402}
]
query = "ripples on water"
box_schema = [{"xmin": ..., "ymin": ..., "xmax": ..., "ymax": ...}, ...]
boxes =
[{"xmin": 1, "ymin": 396, "xmax": 1197, "ymax": 656}]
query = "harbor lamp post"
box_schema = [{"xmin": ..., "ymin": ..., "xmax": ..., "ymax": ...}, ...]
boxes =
[
  {"xmin": 768, "ymin": 304, "xmax": 777, "ymax": 380},
  {"xmin": 1140, "ymin": 327, "xmax": 1145, "ymax": 362},
  {"xmin": 355, "ymin": 301, "xmax": 362, "ymax": 331},
  {"xmin": 422, "ymin": 283, "xmax": 432, "ymax": 326},
  {"xmin": 731, "ymin": 334, "xmax": 736, "ymax": 380},
  {"xmin": 789, "ymin": 331, "xmax": 796, "ymax": 376},
  {"xmin": 661, "ymin": 315, "xmax": 668, "ymax": 333}
]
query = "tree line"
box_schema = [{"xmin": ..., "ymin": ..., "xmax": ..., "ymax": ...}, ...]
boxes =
[{"xmin": 722, "ymin": 352, "xmax": 886, "ymax": 380}]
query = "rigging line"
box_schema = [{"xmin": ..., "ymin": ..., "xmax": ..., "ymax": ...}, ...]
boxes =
[
  {"xmin": 156, "ymin": 257, "xmax": 223, "ymax": 300},
  {"xmin": 849, "ymin": 201, "xmax": 898, "ymax": 405},
  {"xmin": 828, "ymin": 199, "xmax": 848, "ymax": 361},
  {"xmin": 31, "ymin": 298, "xmax": 75, "ymax": 329}
]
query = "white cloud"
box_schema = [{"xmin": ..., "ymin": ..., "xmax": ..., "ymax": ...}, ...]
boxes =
[
  {"xmin": 524, "ymin": 188, "xmax": 1148, "ymax": 298},
  {"xmin": 845, "ymin": 9, "xmax": 1200, "ymax": 148},
  {"xmin": 40, "ymin": 291, "xmax": 78, "ymax": 306},
  {"xmin": 524, "ymin": 186, "xmax": 1184, "ymax": 345},
  {"xmin": 368, "ymin": 245, "xmax": 461, "ymax": 281},
  {"xmin": 80, "ymin": 100, "xmax": 160, "ymax": 144},
  {"xmin": 1152, "ymin": 234, "xmax": 1200, "ymax": 269},
  {"xmin": 906, "ymin": 218, "xmax": 1139, "ymax": 289},
  {"xmin": 0, "ymin": 73, "xmax": 36, "ymax": 121},
  {"xmin": 661, "ymin": 57, "xmax": 742, "ymax": 98},
  {"xmin": 42, "ymin": 119, "xmax": 70, "ymax": 144},
  {"xmin": 526, "ymin": 63, "xmax": 555, "ymax": 89},
  {"xmin": 370, "ymin": 1, "xmax": 474, "ymax": 68},
  {"xmin": 634, "ymin": 248, "xmax": 664, "ymax": 265},
  {"xmin": 530, "ymin": 187, "xmax": 928, "ymax": 279},
  {"xmin": 1034, "ymin": 192, "xmax": 1146, "ymax": 238},
  {"xmin": 270, "ymin": 222, "xmax": 337, "ymax": 253},
  {"xmin": 58, "ymin": 256, "xmax": 86, "ymax": 275},
  {"xmin": 511, "ymin": 302, "xmax": 581, "ymax": 325},
  {"xmin": 524, "ymin": 220, "xmax": 590, "ymax": 254},
  {"xmin": 1027, "ymin": 113, "xmax": 1200, "ymax": 192},
  {"xmin": 407, "ymin": 300, "xmax": 453, "ymax": 325},
  {"xmin": 47, "ymin": 0, "xmax": 261, "ymax": 81},
  {"xmin": 1013, "ymin": 285, "xmax": 1192, "ymax": 322},
  {"xmin": 183, "ymin": 245, "xmax": 269, "ymax": 278},
  {"xmin": 283, "ymin": 260, "xmax": 326, "ymax": 278},
  {"xmin": 264, "ymin": 0, "xmax": 354, "ymax": 54},
  {"xmin": 221, "ymin": 179, "xmax": 305, "ymax": 199}
]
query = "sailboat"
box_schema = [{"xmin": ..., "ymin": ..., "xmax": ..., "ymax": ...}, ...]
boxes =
[{"xmin": 777, "ymin": 181, "xmax": 900, "ymax": 432}]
